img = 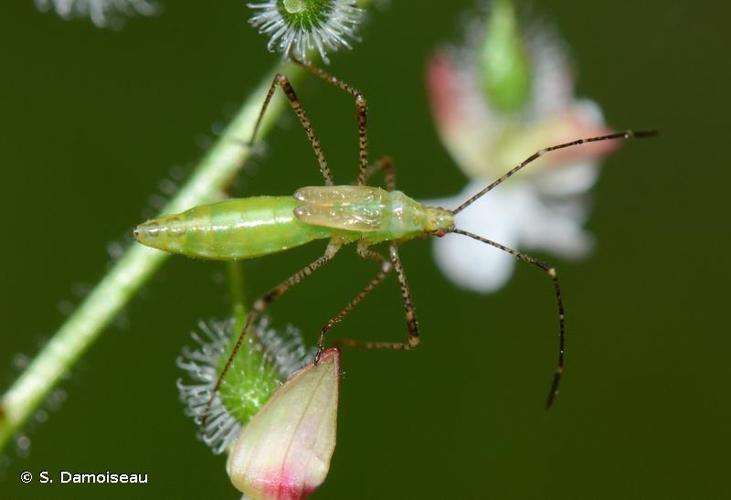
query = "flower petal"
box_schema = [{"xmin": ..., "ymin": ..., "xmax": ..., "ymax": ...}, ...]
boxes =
[
  {"xmin": 426, "ymin": 52, "xmax": 501, "ymax": 180},
  {"xmin": 226, "ymin": 348, "xmax": 340, "ymax": 500},
  {"xmin": 517, "ymin": 185, "xmax": 595, "ymax": 259}
]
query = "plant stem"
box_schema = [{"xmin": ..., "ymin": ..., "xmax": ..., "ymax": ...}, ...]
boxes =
[
  {"xmin": 0, "ymin": 61, "xmax": 303, "ymax": 451},
  {"xmin": 227, "ymin": 261, "xmax": 248, "ymax": 333}
]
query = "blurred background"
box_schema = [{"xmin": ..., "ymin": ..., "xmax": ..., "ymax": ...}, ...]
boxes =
[{"xmin": 0, "ymin": 1, "xmax": 728, "ymax": 498}]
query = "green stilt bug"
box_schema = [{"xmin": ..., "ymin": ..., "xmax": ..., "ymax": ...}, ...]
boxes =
[{"xmin": 134, "ymin": 58, "xmax": 656, "ymax": 416}]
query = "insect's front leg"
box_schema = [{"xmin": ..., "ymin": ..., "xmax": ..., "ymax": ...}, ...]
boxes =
[
  {"xmin": 314, "ymin": 242, "xmax": 393, "ymax": 363},
  {"xmin": 335, "ymin": 243, "xmax": 422, "ymax": 352}
]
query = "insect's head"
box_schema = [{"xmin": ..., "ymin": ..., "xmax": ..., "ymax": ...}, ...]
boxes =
[{"xmin": 423, "ymin": 206, "xmax": 455, "ymax": 237}]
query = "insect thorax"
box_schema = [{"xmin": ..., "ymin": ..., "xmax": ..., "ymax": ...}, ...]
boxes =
[{"xmin": 293, "ymin": 186, "xmax": 444, "ymax": 242}]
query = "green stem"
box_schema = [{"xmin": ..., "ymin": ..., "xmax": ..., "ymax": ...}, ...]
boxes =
[
  {"xmin": 227, "ymin": 261, "xmax": 248, "ymax": 333},
  {"xmin": 0, "ymin": 61, "xmax": 304, "ymax": 451}
]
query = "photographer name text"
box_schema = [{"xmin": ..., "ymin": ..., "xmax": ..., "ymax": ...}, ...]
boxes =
[{"xmin": 21, "ymin": 470, "xmax": 148, "ymax": 485}]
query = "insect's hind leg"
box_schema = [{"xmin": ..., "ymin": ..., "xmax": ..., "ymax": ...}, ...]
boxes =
[
  {"xmin": 203, "ymin": 242, "xmax": 341, "ymax": 422},
  {"xmin": 249, "ymin": 72, "xmax": 334, "ymax": 185},
  {"xmin": 336, "ymin": 243, "xmax": 421, "ymax": 352},
  {"xmin": 314, "ymin": 243, "xmax": 393, "ymax": 363},
  {"xmin": 291, "ymin": 57, "xmax": 370, "ymax": 185},
  {"xmin": 451, "ymin": 229, "xmax": 565, "ymax": 409}
]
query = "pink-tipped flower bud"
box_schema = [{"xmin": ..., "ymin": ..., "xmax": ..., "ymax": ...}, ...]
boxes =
[{"xmin": 226, "ymin": 348, "xmax": 340, "ymax": 500}]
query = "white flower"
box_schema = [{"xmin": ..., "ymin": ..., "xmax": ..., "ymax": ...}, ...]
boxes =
[
  {"xmin": 426, "ymin": 8, "xmax": 618, "ymax": 293},
  {"xmin": 248, "ymin": 0, "xmax": 364, "ymax": 63},
  {"xmin": 34, "ymin": 0, "xmax": 157, "ymax": 28}
]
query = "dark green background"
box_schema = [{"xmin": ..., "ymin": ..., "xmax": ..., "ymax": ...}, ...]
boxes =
[{"xmin": 1, "ymin": 1, "xmax": 728, "ymax": 498}]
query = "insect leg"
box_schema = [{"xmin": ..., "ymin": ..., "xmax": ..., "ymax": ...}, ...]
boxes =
[
  {"xmin": 203, "ymin": 242, "xmax": 341, "ymax": 422},
  {"xmin": 451, "ymin": 228, "xmax": 565, "ymax": 409},
  {"xmin": 337, "ymin": 244, "xmax": 421, "ymax": 352},
  {"xmin": 314, "ymin": 244, "xmax": 393, "ymax": 363},
  {"xmin": 360, "ymin": 156, "xmax": 396, "ymax": 192},
  {"xmin": 250, "ymin": 72, "xmax": 334, "ymax": 185},
  {"xmin": 291, "ymin": 57, "xmax": 369, "ymax": 185}
]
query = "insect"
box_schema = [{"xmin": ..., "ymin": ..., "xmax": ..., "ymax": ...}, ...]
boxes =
[{"xmin": 134, "ymin": 58, "xmax": 655, "ymax": 413}]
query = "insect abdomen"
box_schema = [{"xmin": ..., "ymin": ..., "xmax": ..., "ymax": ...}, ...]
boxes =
[{"xmin": 134, "ymin": 197, "xmax": 333, "ymax": 260}]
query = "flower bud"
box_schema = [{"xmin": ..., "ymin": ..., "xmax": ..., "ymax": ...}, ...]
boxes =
[
  {"xmin": 248, "ymin": 0, "xmax": 365, "ymax": 63},
  {"xmin": 479, "ymin": 0, "xmax": 531, "ymax": 113},
  {"xmin": 177, "ymin": 318, "xmax": 313, "ymax": 454},
  {"xmin": 227, "ymin": 348, "xmax": 340, "ymax": 500}
]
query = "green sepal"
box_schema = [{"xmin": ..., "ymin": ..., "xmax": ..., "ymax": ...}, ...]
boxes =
[
  {"xmin": 218, "ymin": 326, "xmax": 282, "ymax": 426},
  {"xmin": 479, "ymin": 0, "xmax": 532, "ymax": 113}
]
